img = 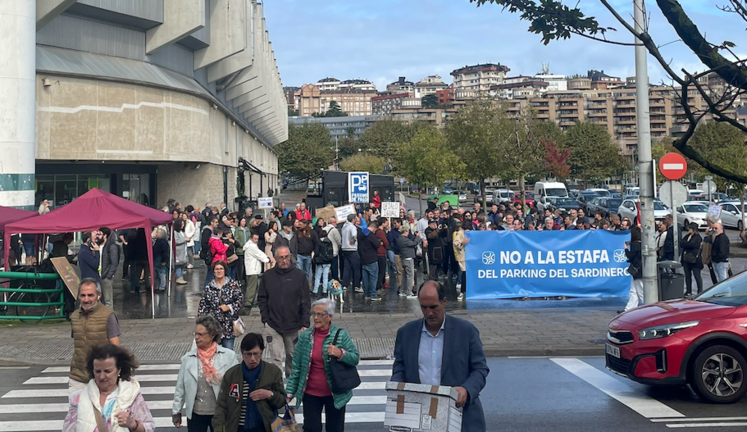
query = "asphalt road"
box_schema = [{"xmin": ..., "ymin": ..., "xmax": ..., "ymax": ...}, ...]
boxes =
[{"xmin": 3, "ymin": 357, "xmax": 747, "ymax": 431}]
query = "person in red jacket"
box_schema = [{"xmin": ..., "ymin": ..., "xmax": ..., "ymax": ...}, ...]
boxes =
[
  {"xmin": 371, "ymin": 190, "xmax": 381, "ymax": 209},
  {"xmin": 375, "ymin": 217, "xmax": 390, "ymax": 291},
  {"xmin": 295, "ymin": 202, "xmax": 311, "ymax": 221},
  {"xmin": 209, "ymin": 229, "xmax": 228, "ymax": 264}
]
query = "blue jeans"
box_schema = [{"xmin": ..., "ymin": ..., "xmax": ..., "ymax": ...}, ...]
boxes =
[
  {"xmin": 155, "ymin": 264, "xmax": 168, "ymax": 291},
  {"xmin": 315, "ymin": 264, "xmax": 330, "ymax": 293},
  {"xmin": 714, "ymin": 262, "xmax": 730, "ymax": 283},
  {"xmin": 296, "ymin": 254, "xmax": 313, "ymax": 287},
  {"xmin": 176, "ymin": 266, "xmax": 184, "ymax": 279},
  {"xmin": 362, "ymin": 262, "xmax": 378, "ymax": 298},
  {"xmin": 193, "ymin": 239, "xmax": 201, "ymax": 255},
  {"xmin": 221, "ymin": 337, "xmax": 235, "ymax": 350}
]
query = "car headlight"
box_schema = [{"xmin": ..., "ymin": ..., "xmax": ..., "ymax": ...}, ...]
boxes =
[{"xmin": 638, "ymin": 321, "xmax": 700, "ymax": 340}]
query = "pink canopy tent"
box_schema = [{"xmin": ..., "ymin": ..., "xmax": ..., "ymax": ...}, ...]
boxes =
[
  {"xmin": 3, "ymin": 189, "xmax": 173, "ymax": 318},
  {"xmin": 0, "ymin": 206, "xmax": 37, "ymax": 233}
]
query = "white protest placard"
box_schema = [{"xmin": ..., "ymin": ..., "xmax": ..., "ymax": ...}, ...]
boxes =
[
  {"xmin": 707, "ymin": 204, "xmax": 722, "ymax": 223},
  {"xmin": 258, "ymin": 197, "xmax": 273, "ymax": 209},
  {"xmin": 335, "ymin": 204, "xmax": 357, "ymax": 221},
  {"xmin": 381, "ymin": 202, "xmax": 400, "ymax": 218}
]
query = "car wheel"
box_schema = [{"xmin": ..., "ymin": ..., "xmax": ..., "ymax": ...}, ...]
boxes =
[{"xmin": 690, "ymin": 345, "xmax": 747, "ymax": 404}]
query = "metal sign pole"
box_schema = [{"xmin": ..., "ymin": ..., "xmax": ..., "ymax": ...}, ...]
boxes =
[{"xmin": 671, "ymin": 181, "xmax": 679, "ymax": 262}]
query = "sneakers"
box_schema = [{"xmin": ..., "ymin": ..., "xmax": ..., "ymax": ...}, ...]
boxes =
[
  {"xmin": 398, "ymin": 291, "xmax": 408, "ymax": 297},
  {"xmin": 457, "ymin": 292, "xmax": 465, "ymax": 301},
  {"xmin": 407, "ymin": 292, "xmax": 418, "ymax": 298},
  {"xmin": 186, "ymin": 264, "xmax": 194, "ymax": 269},
  {"xmin": 176, "ymin": 277, "xmax": 188, "ymax": 285},
  {"xmin": 354, "ymin": 287, "xmax": 364, "ymax": 293},
  {"xmin": 456, "ymin": 283, "xmax": 462, "ymax": 290},
  {"xmin": 383, "ymin": 282, "xmax": 389, "ymax": 289},
  {"xmin": 370, "ymin": 296, "xmax": 382, "ymax": 301}
]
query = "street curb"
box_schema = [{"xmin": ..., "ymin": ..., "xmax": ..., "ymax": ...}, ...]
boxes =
[{"xmin": 484, "ymin": 346, "xmax": 605, "ymax": 357}]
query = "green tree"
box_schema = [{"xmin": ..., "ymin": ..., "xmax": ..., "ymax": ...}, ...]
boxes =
[
  {"xmin": 688, "ymin": 122, "xmax": 747, "ymax": 191},
  {"xmin": 500, "ymin": 110, "xmax": 553, "ymax": 207},
  {"xmin": 396, "ymin": 127, "xmax": 465, "ymax": 215},
  {"xmin": 469, "ymin": 0, "xmax": 747, "ymax": 184},
  {"xmin": 358, "ymin": 120, "xmax": 415, "ymax": 160},
  {"xmin": 445, "ymin": 99, "xmax": 513, "ymax": 208},
  {"xmin": 565, "ymin": 121, "xmax": 625, "ymax": 187},
  {"xmin": 339, "ymin": 153, "xmax": 387, "ymax": 174},
  {"xmin": 275, "ymin": 123, "xmax": 333, "ymax": 182},
  {"xmin": 422, "ymin": 94, "xmax": 439, "ymax": 109},
  {"xmin": 287, "ymin": 107, "xmax": 299, "ymax": 116},
  {"xmin": 325, "ymin": 101, "xmax": 347, "ymax": 117}
]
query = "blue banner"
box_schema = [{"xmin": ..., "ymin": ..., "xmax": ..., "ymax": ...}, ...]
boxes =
[{"xmin": 465, "ymin": 230, "xmax": 631, "ymax": 299}]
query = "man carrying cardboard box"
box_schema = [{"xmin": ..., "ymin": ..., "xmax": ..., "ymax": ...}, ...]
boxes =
[{"xmin": 391, "ymin": 280, "xmax": 489, "ymax": 431}]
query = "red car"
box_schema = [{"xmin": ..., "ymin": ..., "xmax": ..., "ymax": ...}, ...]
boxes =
[
  {"xmin": 606, "ymin": 271, "xmax": 747, "ymax": 403},
  {"xmin": 512, "ymin": 191, "xmax": 535, "ymax": 208}
]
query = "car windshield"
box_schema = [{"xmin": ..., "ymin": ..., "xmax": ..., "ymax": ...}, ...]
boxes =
[
  {"xmin": 696, "ymin": 271, "xmax": 747, "ymax": 306},
  {"xmin": 546, "ymin": 188, "xmax": 567, "ymax": 197},
  {"xmin": 684, "ymin": 204, "xmax": 708, "ymax": 213},
  {"xmin": 607, "ymin": 199, "xmax": 621, "ymax": 208},
  {"xmin": 653, "ymin": 201, "xmax": 669, "ymax": 210},
  {"xmin": 555, "ymin": 198, "xmax": 575, "ymax": 205},
  {"xmin": 594, "ymin": 190, "xmax": 611, "ymax": 197}
]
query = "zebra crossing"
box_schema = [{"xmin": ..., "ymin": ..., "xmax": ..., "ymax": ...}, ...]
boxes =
[{"xmin": 0, "ymin": 359, "xmax": 395, "ymax": 431}]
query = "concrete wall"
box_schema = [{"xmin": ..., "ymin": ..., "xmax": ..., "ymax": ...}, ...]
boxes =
[
  {"xmin": 157, "ymin": 162, "xmax": 233, "ymax": 209},
  {"xmin": 35, "ymin": 74, "xmax": 277, "ymax": 176}
]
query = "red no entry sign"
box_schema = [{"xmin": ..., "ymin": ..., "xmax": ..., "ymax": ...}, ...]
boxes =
[{"xmin": 659, "ymin": 153, "xmax": 687, "ymax": 180}]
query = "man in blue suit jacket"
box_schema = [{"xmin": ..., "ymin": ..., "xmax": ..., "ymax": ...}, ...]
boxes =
[{"xmin": 391, "ymin": 281, "xmax": 489, "ymax": 431}]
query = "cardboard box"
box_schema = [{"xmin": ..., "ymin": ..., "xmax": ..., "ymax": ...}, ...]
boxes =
[{"xmin": 384, "ymin": 382, "xmax": 463, "ymax": 432}]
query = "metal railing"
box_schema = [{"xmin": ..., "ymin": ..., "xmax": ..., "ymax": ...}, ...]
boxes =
[{"xmin": 0, "ymin": 271, "xmax": 64, "ymax": 321}]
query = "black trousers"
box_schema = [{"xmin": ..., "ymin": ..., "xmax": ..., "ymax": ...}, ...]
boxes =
[
  {"xmin": 302, "ymin": 393, "xmax": 345, "ymax": 432},
  {"xmin": 187, "ymin": 413, "xmax": 213, "ymax": 432},
  {"xmin": 376, "ymin": 256, "xmax": 387, "ymax": 289},
  {"xmin": 342, "ymin": 251, "xmax": 361, "ymax": 289},
  {"xmin": 683, "ymin": 262, "xmax": 703, "ymax": 295}
]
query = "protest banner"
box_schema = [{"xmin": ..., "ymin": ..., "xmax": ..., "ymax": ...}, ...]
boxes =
[
  {"xmin": 465, "ymin": 230, "xmax": 631, "ymax": 299},
  {"xmin": 381, "ymin": 202, "xmax": 400, "ymax": 218}
]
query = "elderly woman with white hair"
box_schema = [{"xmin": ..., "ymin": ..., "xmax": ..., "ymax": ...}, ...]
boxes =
[{"xmin": 285, "ymin": 298, "xmax": 359, "ymax": 432}]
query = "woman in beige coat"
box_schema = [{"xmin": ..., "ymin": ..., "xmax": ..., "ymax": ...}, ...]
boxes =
[
  {"xmin": 263, "ymin": 220, "xmax": 278, "ymax": 270},
  {"xmin": 452, "ymin": 219, "xmax": 471, "ymax": 302}
]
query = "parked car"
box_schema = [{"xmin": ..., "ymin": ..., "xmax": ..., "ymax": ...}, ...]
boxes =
[
  {"xmin": 719, "ymin": 201, "xmax": 746, "ymax": 231},
  {"xmin": 617, "ymin": 199, "xmax": 670, "ymax": 224},
  {"xmin": 458, "ymin": 191, "xmax": 468, "ymax": 203},
  {"xmin": 575, "ymin": 191, "xmax": 600, "ymax": 212},
  {"xmin": 676, "ymin": 202, "xmax": 709, "ymax": 230},
  {"xmin": 442, "ymin": 185, "xmax": 454, "ymax": 194},
  {"xmin": 491, "ymin": 189, "xmax": 514, "ymax": 205},
  {"xmin": 585, "ymin": 188, "xmax": 611, "ymax": 197},
  {"xmin": 589, "ymin": 197, "xmax": 622, "ymax": 218},
  {"xmin": 606, "ymin": 270, "xmax": 747, "ymax": 403},
  {"xmin": 512, "ymin": 191, "xmax": 535, "ymax": 208},
  {"xmin": 544, "ymin": 197, "xmax": 580, "ymax": 214}
]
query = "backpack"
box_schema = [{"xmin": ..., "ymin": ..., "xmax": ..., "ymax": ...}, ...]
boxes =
[
  {"xmin": 315, "ymin": 238, "xmax": 334, "ymax": 264},
  {"xmin": 199, "ymin": 228, "xmax": 213, "ymax": 265}
]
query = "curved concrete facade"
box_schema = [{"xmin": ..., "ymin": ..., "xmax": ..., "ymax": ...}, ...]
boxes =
[{"xmin": 24, "ymin": 0, "xmax": 285, "ymax": 209}]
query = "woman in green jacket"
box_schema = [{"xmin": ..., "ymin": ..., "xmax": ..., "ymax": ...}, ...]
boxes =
[
  {"xmin": 212, "ymin": 333, "xmax": 286, "ymax": 432},
  {"xmin": 286, "ymin": 298, "xmax": 360, "ymax": 432}
]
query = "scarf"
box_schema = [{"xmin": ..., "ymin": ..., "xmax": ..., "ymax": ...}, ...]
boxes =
[
  {"xmin": 76, "ymin": 379, "xmax": 140, "ymax": 432},
  {"xmin": 241, "ymin": 362, "xmax": 262, "ymax": 431},
  {"xmin": 198, "ymin": 343, "xmax": 221, "ymax": 385}
]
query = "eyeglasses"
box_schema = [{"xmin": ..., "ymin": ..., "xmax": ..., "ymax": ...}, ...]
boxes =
[
  {"xmin": 312, "ymin": 312, "xmax": 329, "ymax": 318},
  {"xmin": 241, "ymin": 351, "xmax": 262, "ymax": 358}
]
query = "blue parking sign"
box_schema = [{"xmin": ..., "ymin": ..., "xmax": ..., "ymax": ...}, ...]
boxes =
[{"xmin": 348, "ymin": 171, "xmax": 369, "ymax": 204}]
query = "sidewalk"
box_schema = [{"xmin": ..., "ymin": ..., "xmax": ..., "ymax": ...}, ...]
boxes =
[{"xmin": 0, "ymin": 306, "xmax": 617, "ymax": 365}]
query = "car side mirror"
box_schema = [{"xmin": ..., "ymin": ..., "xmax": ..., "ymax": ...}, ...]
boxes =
[{"xmin": 732, "ymin": 211, "xmax": 738, "ymax": 215}]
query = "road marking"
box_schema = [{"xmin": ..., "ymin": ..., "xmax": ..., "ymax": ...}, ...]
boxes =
[
  {"xmin": 42, "ymin": 364, "xmax": 181, "ymax": 373},
  {"xmin": 666, "ymin": 423, "xmax": 747, "ymax": 428},
  {"xmin": 24, "ymin": 374, "xmax": 178, "ymax": 385},
  {"xmin": 652, "ymin": 417, "xmax": 747, "ymax": 422},
  {"xmin": 0, "ymin": 367, "xmax": 29, "ymax": 370},
  {"xmin": 550, "ymin": 357, "xmax": 685, "ymax": 419},
  {"xmin": 3, "ymin": 386, "xmax": 177, "ymax": 398}
]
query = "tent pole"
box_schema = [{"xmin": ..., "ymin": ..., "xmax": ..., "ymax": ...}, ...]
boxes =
[
  {"xmin": 146, "ymin": 223, "xmax": 155, "ymax": 319},
  {"xmin": 168, "ymin": 224, "xmax": 174, "ymax": 298}
]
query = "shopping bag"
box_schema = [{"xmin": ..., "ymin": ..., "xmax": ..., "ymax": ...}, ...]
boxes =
[{"xmin": 271, "ymin": 404, "xmax": 300, "ymax": 432}]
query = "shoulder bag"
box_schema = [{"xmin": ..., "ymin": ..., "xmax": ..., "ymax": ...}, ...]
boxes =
[{"xmin": 328, "ymin": 329, "xmax": 361, "ymax": 394}]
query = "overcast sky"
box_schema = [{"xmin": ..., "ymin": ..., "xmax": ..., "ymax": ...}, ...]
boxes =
[{"xmin": 263, "ymin": 0, "xmax": 743, "ymax": 89}]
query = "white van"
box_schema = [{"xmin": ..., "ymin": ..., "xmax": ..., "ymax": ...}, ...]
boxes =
[
  {"xmin": 490, "ymin": 189, "xmax": 514, "ymax": 205},
  {"xmin": 534, "ymin": 182, "xmax": 568, "ymax": 199}
]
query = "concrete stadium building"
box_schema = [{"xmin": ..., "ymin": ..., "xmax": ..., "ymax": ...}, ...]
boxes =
[{"xmin": 1, "ymin": 0, "xmax": 286, "ymax": 210}]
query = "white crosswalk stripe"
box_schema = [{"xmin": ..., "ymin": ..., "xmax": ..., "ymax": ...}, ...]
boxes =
[{"xmin": 0, "ymin": 359, "xmax": 395, "ymax": 431}]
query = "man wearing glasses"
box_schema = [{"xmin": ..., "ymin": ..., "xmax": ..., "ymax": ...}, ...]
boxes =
[
  {"xmin": 391, "ymin": 281, "xmax": 489, "ymax": 432},
  {"xmin": 257, "ymin": 245, "xmax": 311, "ymax": 378}
]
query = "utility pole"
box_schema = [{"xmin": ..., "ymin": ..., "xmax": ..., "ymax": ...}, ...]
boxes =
[{"xmin": 634, "ymin": 0, "xmax": 658, "ymax": 304}]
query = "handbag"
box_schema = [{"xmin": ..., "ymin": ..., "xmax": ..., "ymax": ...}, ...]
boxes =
[
  {"xmin": 233, "ymin": 316, "xmax": 246, "ymax": 337},
  {"xmin": 327, "ymin": 329, "xmax": 361, "ymax": 393},
  {"xmin": 271, "ymin": 404, "xmax": 300, "ymax": 432},
  {"xmin": 226, "ymin": 253, "xmax": 239, "ymax": 264},
  {"xmin": 683, "ymin": 251, "xmax": 698, "ymax": 264}
]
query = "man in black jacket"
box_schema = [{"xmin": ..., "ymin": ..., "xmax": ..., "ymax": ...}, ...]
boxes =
[
  {"xmin": 98, "ymin": 227, "xmax": 119, "ymax": 308},
  {"xmin": 662, "ymin": 214, "xmax": 681, "ymax": 261},
  {"xmin": 359, "ymin": 221, "xmax": 382, "ymax": 300},
  {"xmin": 712, "ymin": 221, "xmax": 731, "ymax": 282},
  {"xmin": 257, "ymin": 245, "xmax": 311, "ymax": 378},
  {"xmin": 425, "ymin": 219, "xmax": 446, "ymax": 280}
]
